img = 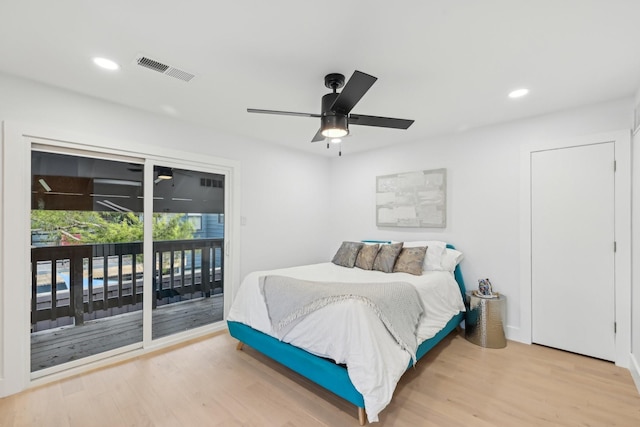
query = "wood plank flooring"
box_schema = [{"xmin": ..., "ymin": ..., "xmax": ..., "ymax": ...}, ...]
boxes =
[
  {"xmin": 4, "ymin": 330, "xmax": 640, "ymax": 426},
  {"xmin": 31, "ymin": 295, "xmax": 223, "ymax": 371}
]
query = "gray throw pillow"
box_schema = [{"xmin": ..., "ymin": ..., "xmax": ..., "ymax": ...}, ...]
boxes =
[
  {"xmin": 393, "ymin": 246, "xmax": 427, "ymax": 275},
  {"xmin": 355, "ymin": 244, "xmax": 380, "ymax": 270},
  {"xmin": 331, "ymin": 241, "xmax": 364, "ymax": 268},
  {"xmin": 372, "ymin": 242, "xmax": 403, "ymax": 273}
]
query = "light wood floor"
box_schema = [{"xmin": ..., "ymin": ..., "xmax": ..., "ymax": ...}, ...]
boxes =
[{"xmin": 2, "ymin": 330, "xmax": 639, "ymax": 426}]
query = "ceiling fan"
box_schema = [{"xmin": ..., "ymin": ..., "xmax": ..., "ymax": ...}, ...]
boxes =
[{"xmin": 248, "ymin": 70, "xmax": 414, "ymax": 155}]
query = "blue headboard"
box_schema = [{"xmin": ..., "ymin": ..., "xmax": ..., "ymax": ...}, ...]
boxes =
[{"xmin": 446, "ymin": 243, "xmax": 466, "ymax": 298}]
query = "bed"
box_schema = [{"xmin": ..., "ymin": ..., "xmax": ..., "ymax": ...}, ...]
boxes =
[{"xmin": 227, "ymin": 242, "xmax": 466, "ymax": 424}]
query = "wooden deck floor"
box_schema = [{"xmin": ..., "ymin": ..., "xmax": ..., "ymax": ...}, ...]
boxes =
[{"xmin": 31, "ymin": 294, "xmax": 223, "ymax": 372}]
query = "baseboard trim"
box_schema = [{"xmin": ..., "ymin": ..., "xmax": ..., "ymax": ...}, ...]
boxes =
[
  {"xmin": 630, "ymin": 353, "xmax": 640, "ymax": 395},
  {"xmin": 505, "ymin": 325, "xmax": 527, "ymax": 344}
]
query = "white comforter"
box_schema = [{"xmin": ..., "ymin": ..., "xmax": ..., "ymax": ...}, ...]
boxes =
[{"xmin": 227, "ymin": 263, "xmax": 465, "ymax": 422}]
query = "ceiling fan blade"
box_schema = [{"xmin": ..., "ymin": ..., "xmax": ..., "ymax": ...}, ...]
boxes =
[
  {"xmin": 311, "ymin": 128, "xmax": 325, "ymax": 142},
  {"xmin": 349, "ymin": 114, "xmax": 414, "ymax": 129},
  {"xmin": 330, "ymin": 71, "xmax": 377, "ymax": 114},
  {"xmin": 247, "ymin": 108, "xmax": 321, "ymax": 118}
]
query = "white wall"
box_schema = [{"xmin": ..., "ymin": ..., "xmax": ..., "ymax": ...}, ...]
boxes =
[
  {"xmin": 0, "ymin": 72, "xmax": 333, "ymax": 277},
  {"xmin": 1, "ymin": 70, "xmax": 637, "ymax": 393},
  {"xmin": 631, "ymin": 88, "xmax": 640, "ymax": 388},
  {"xmin": 328, "ymin": 97, "xmax": 633, "ymax": 343},
  {"xmin": 0, "ymin": 72, "xmax": 333, "ymax": 396}
]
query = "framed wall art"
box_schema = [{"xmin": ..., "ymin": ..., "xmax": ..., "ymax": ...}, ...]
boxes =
[{"xmin": 376, "ymin": 168, "xmax": 446, "ymax": 228}]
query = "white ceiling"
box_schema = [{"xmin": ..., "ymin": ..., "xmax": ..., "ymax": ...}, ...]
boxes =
[{"xmin": 1, "ymin": 1, "xmax": 639, "ymax": 157}]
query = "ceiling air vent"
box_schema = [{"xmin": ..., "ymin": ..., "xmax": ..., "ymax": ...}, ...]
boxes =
[{"xmin": 135, "ymin": 55, "xmax": 195, "ymax": 82}]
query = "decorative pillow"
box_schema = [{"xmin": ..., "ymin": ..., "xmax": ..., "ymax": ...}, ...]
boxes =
[
  {"xmin": 331, "ymin": 241, "xmax": 364, "ymax": 268},
  {"xmin": 355, "ymin": 243, "xmax": 380, "ymax": 270},
  {"xmin": 403, "ymin": 240, "xmax": 447, "ymax": 271},
  {"xmin": 372, "ymin": 242, "xmax": 403, "ymax": 273},
  {"xmin": 440, "ymin": 248, "xmax": 464, "ymax": 272},
  {"xmin": 393, "ymin": 246, "xmax": 427, "ymax": 275}
]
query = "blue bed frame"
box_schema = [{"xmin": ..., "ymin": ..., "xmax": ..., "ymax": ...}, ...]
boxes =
[{"xmin": 227, "ymin": 245, "xmax": 466, "ymax": 424}]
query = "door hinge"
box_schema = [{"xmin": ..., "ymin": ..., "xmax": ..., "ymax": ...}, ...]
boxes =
[
  {"xmin": 614, "ymin": 241, "xmax": 617, "ymax": 252},
  {"xmin": 614, "ymin": 322, "xmax": 617, "ymax": 334},
  {"xmin": 613, "ymin": 160, "xmax": 617, "ymax": 172}
]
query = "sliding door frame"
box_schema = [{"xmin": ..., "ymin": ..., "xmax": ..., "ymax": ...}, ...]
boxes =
[{"xmin": 0, "ymin": 121, "xmax": 240, "ymax": 396}]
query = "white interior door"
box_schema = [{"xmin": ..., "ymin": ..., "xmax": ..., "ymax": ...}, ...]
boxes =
[{"xmin": 531, "ymin": 142, "xmax": 615, "ymax": 361}]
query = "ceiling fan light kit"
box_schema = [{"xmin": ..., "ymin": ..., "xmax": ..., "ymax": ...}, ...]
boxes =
[
  {"xmin": 248, "ymin": 70, "xmax": 414, "ymax": 155},
  {"xmin": 320, "ymin": 113, "xmax": 349, "ymax": 138}
]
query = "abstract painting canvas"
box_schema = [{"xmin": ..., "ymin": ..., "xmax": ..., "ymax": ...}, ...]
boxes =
[{"xmin": 376, "ymin": 168, "xmax": 446, "ymax": 228}]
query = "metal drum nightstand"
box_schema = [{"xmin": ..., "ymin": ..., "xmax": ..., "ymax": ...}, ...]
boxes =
[{"xmin": 465, "ymin": 292, "xmax": 507, "ymax": 348}]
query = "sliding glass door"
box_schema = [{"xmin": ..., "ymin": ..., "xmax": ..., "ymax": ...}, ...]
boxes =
[
  {"xmin": 31, "ymin": 151, "xmax": 145, "ymax": 372},
  {"xmin": 30, "ymin": 150, "xmax": 228, "ymax": 373},
  {"xmin": 151, "ymin": 165, "xmax": 225, "ymax": 340}
]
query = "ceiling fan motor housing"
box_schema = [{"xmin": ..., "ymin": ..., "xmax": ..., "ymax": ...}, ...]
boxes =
[{"xmin": 321, "ymin": 92, "xmax": 340, "ymax": 113}]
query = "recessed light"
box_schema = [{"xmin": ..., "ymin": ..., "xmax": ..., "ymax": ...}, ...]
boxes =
[
  {"xmin": 93, "ymin": 57, "xmax": 120, "ymax": 70},
  {"xmin": 508, "ymin": 88, "xmax": 529, "ymax": 98}
]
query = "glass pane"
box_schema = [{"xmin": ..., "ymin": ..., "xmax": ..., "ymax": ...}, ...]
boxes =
[
  {"xmin": 151, "ymin": 165, "xmax": 224, "ymax": 340},
  {"xmin": 31, "ymin": 151, "xmax": 144, "ymax": 372}
]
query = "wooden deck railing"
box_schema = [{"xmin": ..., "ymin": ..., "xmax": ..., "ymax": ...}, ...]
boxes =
[{"xmin": 31, "ymin": 238, "xmax": 224, "ymax": 332}]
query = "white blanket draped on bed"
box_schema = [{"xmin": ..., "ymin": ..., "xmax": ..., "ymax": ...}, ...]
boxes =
[
  {"xmin": 260, "ymin": 275, "xmax": 425, "ymax": 363},
  {"xmin": 227, "ymin": 263, "xmax": 465, "ymax": 422}
]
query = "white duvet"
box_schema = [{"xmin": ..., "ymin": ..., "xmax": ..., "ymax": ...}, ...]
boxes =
[{"xmin": 227, "ymin": 263, "xmax": 465, "ymax": 422}]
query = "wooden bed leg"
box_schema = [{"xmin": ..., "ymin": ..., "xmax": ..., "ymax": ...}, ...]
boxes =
[
  {"xmin": 236, "ymin": 341, "xmax": 244, "ymax": 351},
  {"xmin": 357, "ymin": 407, "xmax": 366, "ymax": 425}
]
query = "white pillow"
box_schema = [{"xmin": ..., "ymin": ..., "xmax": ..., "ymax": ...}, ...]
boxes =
[
  {"xmin": 440, "ymin": 248, "xmax": 464, "ymax": 272},
  {"xmin": 403, "ymin": 240, "xmax": 447, "ymax": 271}
]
